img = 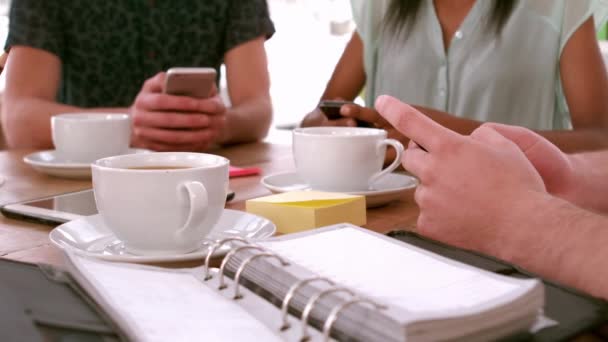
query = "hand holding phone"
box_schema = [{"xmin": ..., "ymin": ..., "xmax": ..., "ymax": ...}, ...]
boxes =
[
  {"xmin": 163, "ymin": 67, "xmax": 217, "ymax": 99},
  {"xmin": 318, "ymin": 100, "xmax": 371, "ymax": 127},
  {"xmin": 131, "ymin": 69, "xmax": 225, "ymax": 151},
  {"xmin": 318, "ymin": 100, "xmax": 352, "ymax": 120}
]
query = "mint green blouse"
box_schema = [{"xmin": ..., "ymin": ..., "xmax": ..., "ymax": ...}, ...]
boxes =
[{"xmin": 351, "ymin": 0, "xmax": 608, "ymax": 130}]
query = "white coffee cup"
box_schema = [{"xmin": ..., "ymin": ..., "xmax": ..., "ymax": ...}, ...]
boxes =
[
  {"xmin": 91, "ymin": 152, "xmax": 229, "ymax": 255},
  {"xmin": 293, "ymin": 127, "xmax": 404, "ymax": 191},
  {"xmin": 51, "ymin": 113, "xmax": 131, "ymax": 163}
]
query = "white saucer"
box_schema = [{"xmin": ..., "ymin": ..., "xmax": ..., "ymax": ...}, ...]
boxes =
[
  {"xmin": 261, "ymin": 172, "xmax": 418, "ymax": 207},
  {"xmin": 50, "ymin": 209, "xmax": 276, "ymax": 263},
  {"xmin": 23, "ymin": 149, "xmax": 150, "ymax": 179}
]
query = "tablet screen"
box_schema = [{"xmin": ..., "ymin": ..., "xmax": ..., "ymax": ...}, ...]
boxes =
[
  {"xmin": 1, "ymin": 189, "xmax": 236, "ymax": 225},
  {"xmin": 24, "ymin": 189, "xmax": 98, "ymax": 216}
]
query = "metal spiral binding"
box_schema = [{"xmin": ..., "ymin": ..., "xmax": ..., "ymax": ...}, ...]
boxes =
[
  {"xmin": 300, "ymin": 287, "xmax": 355, "ymax": 341},
  {"xmin": 232, "ymin": 252, "xmax": 290, "ymax": 300},
  {"xmin": 202, "ymin": 238, "xmax": 386, "ymax": 341},
  {"xmin": 279, "ymin": 277, "xmax": 336, "ymax": 331},
  {"xmin": 321, "ymin": 297, "xmax": 387, "ymax": 341},
  {"xmin": 217, "ymin": 245, "xmax": 264, "ymax": 290},
  {"xmin": 203, "ymin": 237, "xmax": 249, "ymax": 281}
]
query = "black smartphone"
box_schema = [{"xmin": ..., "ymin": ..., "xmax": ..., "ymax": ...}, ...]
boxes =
[
  {"xmin": 318, "ymin": 100, "xmax": 350, "ymax": 120},
  {"xmin": 318, "ymin": 100, "xmax": 371, "ymax": 127},
  {"xmin": 1, "ymin": 189, "xmax": 237, "ymax": 226}
]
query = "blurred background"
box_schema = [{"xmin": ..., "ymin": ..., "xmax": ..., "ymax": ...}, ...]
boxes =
[
  {"xmin": 0, "ymin": 0, "xmax": 606, "ymax": 144},
  {"xmin": 249, "ymin": 0, "xmax": 357, "ymax": 143},
  {"xmin": 0, "ymin": 0, "xmax": 355, "ymax": 144}
]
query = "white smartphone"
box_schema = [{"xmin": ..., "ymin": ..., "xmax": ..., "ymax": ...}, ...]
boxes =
[
  {"xmin": 1, "ymin": 189, "xmax": 236, "ymax": 226},
  {"xmin": 163, "ymin": 67, "xmax": 217, "ymax": 99}
]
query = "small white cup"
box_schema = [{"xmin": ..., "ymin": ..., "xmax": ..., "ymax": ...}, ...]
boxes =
[
  {"xmin": 51, "ymin": 113, "xmax": 131, "ymax": 163},
  {"xmin": 293, "ymin": 127, "xmax": 404, "ymax": 192},
  {"xmin": 91, "ymin": 152, "xmax": 229, "ymax": 255}
]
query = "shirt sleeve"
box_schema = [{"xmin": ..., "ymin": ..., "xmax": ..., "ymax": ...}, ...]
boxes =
[
  {"xmin": 349, "ymin": 0, "xmax": 388, "ymax": 105},
  {"xmin": 350, "ymin": 0, "xmax": 366, "ymax": 35},
  {"xmin": 350, "ymin": 0, "xmax": 388, "ymax": 40},
  {"xmin": 223, "ymin": 0, "xmax": 275, "ymax": 54},
  {"xmin": 4, "ymin": 0, "xmax": 64, "ymax": 57},
  {"xmin": 560, "ymin": 0, "xmax": 608, "ymax": 53}
]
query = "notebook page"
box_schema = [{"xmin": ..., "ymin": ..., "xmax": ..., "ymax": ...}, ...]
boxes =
[
  {"xmin": 262, "ymin": 227, "xmax": 531, "ymax": 314},
  {"xmin": 70, "ymin": 255, "xmax": 281, "ymax": 342}
]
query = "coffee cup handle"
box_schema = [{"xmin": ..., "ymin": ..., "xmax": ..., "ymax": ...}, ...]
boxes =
[
  {"xmin": 175, "ymin": 181, "xmax": 208, "ymax": 240},
  {"xmin": 369, "ymin": 138, "xmax": 405, "ymax": 187}
]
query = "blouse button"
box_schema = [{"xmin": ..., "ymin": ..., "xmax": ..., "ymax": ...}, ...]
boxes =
[{"xmin": 454, "ymin": 30, "xmax": 463, "ymax": 40}]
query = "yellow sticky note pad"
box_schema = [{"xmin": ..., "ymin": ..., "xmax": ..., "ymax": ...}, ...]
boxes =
[{"xmin": 246, "ymin": 191, "xmax": 366, "ymax": 234}]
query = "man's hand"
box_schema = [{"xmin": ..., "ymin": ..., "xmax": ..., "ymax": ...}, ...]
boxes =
[
  {"xmin": 481, "ymin": 123, "xmax": 582, "ymax": 203},
  {"xmin": 375, "ymin": 95, "xmax": 548, "ymax": 255},
  {"xmin": 130, "ymin": 72, "xmax": 226, "ymax": 152}
]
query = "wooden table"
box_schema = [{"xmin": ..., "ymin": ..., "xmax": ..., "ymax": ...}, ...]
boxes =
[
  {"xmin": 0, "ymin": 142, "xmax": 418, "ymax": 267},
  {"xmin": 0, "ymin": 143, "xmax": 605, "ymax": 341}
]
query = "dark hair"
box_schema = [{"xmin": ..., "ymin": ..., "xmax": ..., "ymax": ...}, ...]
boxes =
[{"xmin": 384, "ymin": 0, "xmax": 517, "ymax": 36}]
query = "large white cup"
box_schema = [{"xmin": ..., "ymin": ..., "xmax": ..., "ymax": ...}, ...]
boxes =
[
  {"xmin": 92, "ymin": 152, "xmax": 229, "ymax": 255},
  {"xmin": 51, "ymin": 113, "xmax": 131, "ymax": 163},
  {"xmin": 293, "ymin": 127, "xmax": 404, "ymax": 192}
]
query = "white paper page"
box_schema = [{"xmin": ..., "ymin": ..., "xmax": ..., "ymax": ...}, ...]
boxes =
[
  {"xmin": 263, "ymin": 227, "xmax": 530, "ymax": 313},
  {"xmin": 71, "ymin": 256, "xmax": 281, "ymax": 342}
]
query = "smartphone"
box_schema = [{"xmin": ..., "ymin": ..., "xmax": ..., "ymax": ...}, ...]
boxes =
[
  {"xmin": 318, "ymin": 100, "xmax": 352, "ymax": 120},
  {"xmin": 1, "ymin": 189, "xmax": 236, "ymax": 226},
  {"xmin": 318, "ymin": 100, "xmax": 371, "ymax": 127},
  {"xmin": 163, "ymin": 67, "xmax": 217, "ymax": 99}
]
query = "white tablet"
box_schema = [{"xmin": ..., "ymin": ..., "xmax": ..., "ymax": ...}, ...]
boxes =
[{"xmin": 1, "ymin": 189, "xmax": 236, "ymax": 225}]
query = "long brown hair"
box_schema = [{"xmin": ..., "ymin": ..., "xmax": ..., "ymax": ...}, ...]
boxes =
[{"xmin": 384, "ymin": 0, "xmax": 517, "ymax": 36}]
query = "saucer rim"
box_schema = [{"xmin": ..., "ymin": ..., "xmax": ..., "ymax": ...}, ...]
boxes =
[
  {"xmin": 49, "ymin": 209, "xmax": 276, "ymax": 263},
  {"xmin": 261, "ymin": 171, "xmax": 418, "ymax": 196},
  {"xmin": 24, "ymin": 148, "xmax": 151, "ymax": 169}
]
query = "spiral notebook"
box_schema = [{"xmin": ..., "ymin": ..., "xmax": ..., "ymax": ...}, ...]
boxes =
[{"xmin": 64, "ymin": 224, "xmax": 545, "ymax": 341}]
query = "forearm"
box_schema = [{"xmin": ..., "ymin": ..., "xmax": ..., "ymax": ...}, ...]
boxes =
[
  {"xmin": 219, "ymin": 95, "xmax": 272, "ymax": 145},
  {"xmin": 417, "ymin": 106, "xmax": 608, "ymax": 153},
  {"xmin": 2, "ymin": 97, "xmax": 128, "ymax": 148},
  {"xmin": 301, "ymin": 32, "xmax": 365, "ymax": 128},
  {"xmin": 536, "ymin": 128, "xmax": 608, "ymax": 153},
  {"xmin": 321, "ymin": 31, "xmax": 366, "ymax": 102},
  {"xmin": 499, "ymin": 194, "xmax": 608, "ymax": 300},
  {"xmin": 413, "ymin": 105, "xmax": 481, "ymax": 134}
]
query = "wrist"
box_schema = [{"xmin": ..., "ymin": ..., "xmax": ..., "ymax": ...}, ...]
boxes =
[
  {"xmin": 497, "ymin": 192, "xmax": 608, "ymax": 295},
  {"xmin": 496, "ymin": 192, "xmax": 601, "ymax": 281},
  {"xmin": 493, "ymin": 191, "xmax": 561, "ymax": 264}
]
